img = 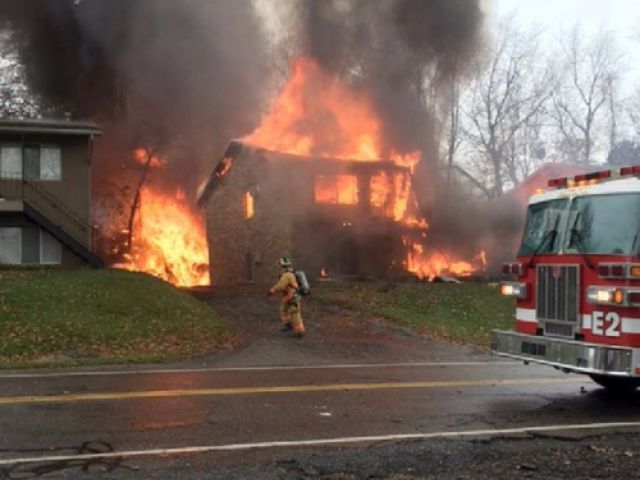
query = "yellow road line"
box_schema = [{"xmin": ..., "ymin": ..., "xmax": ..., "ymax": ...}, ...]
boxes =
[{"xmin": 0, "ymin": 377, "xmax": 584, "ymax": 406}]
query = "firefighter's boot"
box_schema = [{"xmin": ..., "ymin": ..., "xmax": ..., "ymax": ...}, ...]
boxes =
[{"xmin": 290, "ymin": 302, "xmax": 305, "ymax": 337}]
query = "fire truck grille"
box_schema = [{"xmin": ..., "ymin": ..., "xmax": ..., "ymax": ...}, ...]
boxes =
[{"xmin": 536, "ymin": 265, "xmax": 579, "ymax": 335}]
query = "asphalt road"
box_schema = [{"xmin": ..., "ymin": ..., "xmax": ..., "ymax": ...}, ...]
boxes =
[
  {"xmin": 1, "ymin": 359, "xmax": 639, "ymax": 478},
  {"xmin": 0, "ymin": 290, "xmax": 639, "ymax": 478}
]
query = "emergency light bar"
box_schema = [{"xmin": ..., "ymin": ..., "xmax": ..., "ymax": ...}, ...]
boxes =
[{"xmin": 547, "ymin": 165, "xmax": 640, "ymax": 189}]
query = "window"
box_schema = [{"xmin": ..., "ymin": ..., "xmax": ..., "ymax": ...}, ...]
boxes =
[
  {"xmin": 370, "ymin": 171, "xmax": 410, "ymax": 221},
  {"xmin": 0, "ymin": 227, "xmax": 20, "ymax": 264},
  {"xmin": 23, "ymin": 145, "xmax": 40, "ymax": 180},
  {"xmin": 0, "ymin": 144, "xmax": 61, "ymax": 180},
  {"xmin": 0, "ymin": 227, "xmax": 62, "ymax": 265},
  {"xmin": 21, "ymin": 226, "xmax": 40, "ymax": 264},
  {"xmin": 566, "ymin": 194, "xmax": 640, "ymax": 256},
  {"xmin": 41, "ymin": 230, "xmax": 62, "ymax": 264},
  {"xmin": 519, "ymin": 199, "xmax": 568, "ymax": 256},
  {"xmin": 315, "ymin": 175, "xmax": 359, "ymax": 205},
  {"xmin": 0, "ymin": 145, "xmax": 22, "ymax": 179},
  {"xmin": 40, "ymin": 146, "xmax": 62, "ymax": 180},
  {"xmin": 244, "ymin": 191, "xmax": 255, "ymax": 219}
]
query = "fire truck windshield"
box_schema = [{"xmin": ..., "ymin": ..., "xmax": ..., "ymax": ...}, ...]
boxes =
[
  {"xmin": 519, "ymin": 199, "xmax": 568, "ymax": 256},
  {"xmin": 566, "ymin": 193, "xmax": 640, "ymax": 256},
  {"xmin": 519, "ymin": 194, "xmax": 640, "ymax": 257}
]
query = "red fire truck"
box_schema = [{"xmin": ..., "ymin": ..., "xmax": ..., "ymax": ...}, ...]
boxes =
[{"xmin": 492, "ymin": 165, "xmax": 640, "ymax": 391}]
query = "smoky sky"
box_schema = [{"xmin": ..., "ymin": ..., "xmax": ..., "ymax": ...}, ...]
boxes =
[
  {"xmin": 0, "ymin": 0, "xmax": 497, "ymax": 266},
  {"xmin": 0, "ymin": 0, "xmax": 269, "ymax": 182},
  {"xmin": 0, "ymin": 0, "xmax": 483, "ymax": 159},
  {"xmin": 296, "ymin": 0, "xmax": 483, "ymax": 158},
  {"xmin": 0, "ymin": 0, "xmax": 483, "ymax": 196}
]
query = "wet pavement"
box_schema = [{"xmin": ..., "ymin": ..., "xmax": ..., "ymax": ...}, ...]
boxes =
[{"xmin": 1, "ymin": 286, "xmax": 639, "ymax": 478}]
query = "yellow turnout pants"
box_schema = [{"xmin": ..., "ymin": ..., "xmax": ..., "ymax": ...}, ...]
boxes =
[{"xmin": 280, "ymin": 299, "xmax": 305, "ymax": 333}]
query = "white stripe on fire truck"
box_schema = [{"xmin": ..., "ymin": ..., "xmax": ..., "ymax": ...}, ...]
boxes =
[
  {"xmin": 622, "ymin": 317, "xmax": 640, "ymax": 334},
  {"xmin": 583, "ymin": 314, "xmax": 640, "ymax": 334},
  {"xmin": 519, "ymin": 311, "xmax": 640, "ymax": 334},
  {"xmin": 516, "ymin": 308, "xmax": 537, "ymax": 323}
]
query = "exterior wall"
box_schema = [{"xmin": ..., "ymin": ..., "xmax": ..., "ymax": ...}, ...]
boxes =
[
  {"xmin": 203, "ymin": 148, "xmax": 410, "ymax": 284},
  {"xmin": 284, "ymin": 160, "xmax": 407, "ymax": 279},
  {"xmin": 0, "ymin": 212, "xmax": 85, "ymax": 267},
  {"xmin": 204, "ymin": 153, "xmax": 294, "ymax": 285},
  {"xmin": 250, "ymin": 161, "xmax": 296, "ymax": 284}
]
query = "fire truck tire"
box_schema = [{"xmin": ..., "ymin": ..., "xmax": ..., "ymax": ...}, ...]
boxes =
[{"xmin": 588, "ymin": 374, "xmax": 640, "ymax": 392}]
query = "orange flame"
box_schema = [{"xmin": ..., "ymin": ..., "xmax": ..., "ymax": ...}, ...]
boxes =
[
  {"xmin": 116, "ymin": 187, "xmax": 210, "ymax": 287},
  {"xmin": 244, "ymin": 56, "xmax": 419, "ymax": 223},
  {"xmin": 406, "ymin": 243, "xmax": 487, "ymax": 281},
  {"xmin": 315, "ymin": 174, "xmax": 359, "ymax": 205},
  {"xmin": 134, "ymin": 148, "xmax": 167, "ymax": 168},
  {"xmin": 242, "ymin": 56, "xmax": 481, "ymax": 280},
  {"xmin": 244, "ymin": 57, "xmax": 419, "ymax": 168},
  {"xmin": 244, "ymin": 191, "xmax": 255, "ymax": 219}
]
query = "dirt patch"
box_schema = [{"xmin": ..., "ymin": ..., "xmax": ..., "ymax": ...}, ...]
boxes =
[{"xmin": 200, "ymin": 283, "xmax": 485, "ymax": 367}]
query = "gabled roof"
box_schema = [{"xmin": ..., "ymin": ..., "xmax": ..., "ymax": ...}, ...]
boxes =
[
  {"xmin": 196, "ymin": 140, "xmax": 245, "ymax": 207},
  {"xmin": 0, "ymin": 118, "xmax": 102, "ymax": 136}
]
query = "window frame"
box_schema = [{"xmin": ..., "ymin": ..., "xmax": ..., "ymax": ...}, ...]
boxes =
[
  {"xmin": 0, "ymin": 142, "xmax": 63, "ymax": 181},
  {"xmin": 40, "ymin": 229, "xmax": 62, "ymax": 265},
  {"xmin": 314, "ymin": 174, "xmax": 359, "ymax": 206},
  {"xmin": 0, "ymin": 227, "xmax": 22, "ymax": 265},
  {"xmin": 39, "ymin": 144, "xmax": 63, "ymax": 181},
  {"xmin": 0, "ymin": 143, "xmax": 23, "ymax": 180}
]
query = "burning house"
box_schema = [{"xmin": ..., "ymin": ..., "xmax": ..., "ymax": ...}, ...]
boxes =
[
  {"xmin": 198, "ymin": 140, "xmax": 426, "ymax": 284},
  {"xmin": 0, "ymin": 1, "xmax": 488, "ymax": 287},
  {"xmin": 197, "ymin": 57, "xmax": 486, "ymax": 285}
]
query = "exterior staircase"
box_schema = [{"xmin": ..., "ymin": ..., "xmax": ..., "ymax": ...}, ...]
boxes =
[{"xmin": 0, "ymin": 177, "xmax": 103, "ymax": 267}]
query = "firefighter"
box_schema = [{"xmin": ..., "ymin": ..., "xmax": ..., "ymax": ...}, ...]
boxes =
[{"xmin": 269, "ymin": 257, "xmax": 305, "ymax": 338}]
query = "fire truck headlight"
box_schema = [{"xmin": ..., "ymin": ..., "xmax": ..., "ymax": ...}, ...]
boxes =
[
  {"xmin": 587, "ymin": 287, "xmax": 627, "ymax": 306},
  {"xmin": 500, "ymin": 282, "xmax": 528, "ymax": 299}
]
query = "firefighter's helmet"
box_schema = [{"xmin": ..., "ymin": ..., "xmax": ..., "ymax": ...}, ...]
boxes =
[{"xmin": 278, "ymin": 256, "xmax": 292, "ymax": 268}]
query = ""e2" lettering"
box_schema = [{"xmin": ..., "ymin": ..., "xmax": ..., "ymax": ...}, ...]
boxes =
[{"xmin": 591, "ymin": 311, "xmax": 621, "ymax": 337}]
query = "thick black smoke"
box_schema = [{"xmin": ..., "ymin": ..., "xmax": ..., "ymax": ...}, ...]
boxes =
[
  {"xmin": 0, "ymin": 0, "xmax": 268, "ymax": 189},
  {"xmin": 1, "ymin": 0, "xmax": 482, "ymax": 180},
  {"xmin": 288, "ymin": 0, "xmax": 489, "ymax": 260},
  {"xmin": 290, "ymin": 0, "xmax": 483, "ymax": 208},
  {"xmin": 1, "ymin": 0, "xmax": 495, "ymax": 267}
]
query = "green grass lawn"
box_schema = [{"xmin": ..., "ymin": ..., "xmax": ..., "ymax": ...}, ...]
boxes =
[
  {"xmin": 314, "ymin": 281, "xmax": 515, "ymax": 347},
  {"xmin": 0, "ymin": 269, "xmax": 232, "ymax": 367}
]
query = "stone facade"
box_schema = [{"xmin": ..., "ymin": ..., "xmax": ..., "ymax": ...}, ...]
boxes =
[
  {"xmin": 200, "ymin": 142, "xmax": 412, "ymax": 286},
  {"xmin": 203, "ymin": 148, "xmax": 294, "ymax": 285}
]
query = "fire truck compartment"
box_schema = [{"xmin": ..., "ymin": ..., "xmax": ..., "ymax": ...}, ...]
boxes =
[{"xmin": 492, "ymin": 329, "xmax": 636, "ymax": 376}]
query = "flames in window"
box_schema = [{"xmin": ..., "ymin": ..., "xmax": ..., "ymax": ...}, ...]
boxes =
[
  {"xmin": 315, "ymin": 175, "xmax": 359, "ymax": 205},
  {"xmin": 370, "ymin": 171, "xmax": 411, "ymax": 222},
  {"xmin": 244, "ymin": 191, "xmax": 255, "ymax": 219}
]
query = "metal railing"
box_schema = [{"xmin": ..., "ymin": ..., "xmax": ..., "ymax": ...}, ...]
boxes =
[{"xmin": 0, "ymin": 173, "xmax": 89, "ymax": 248}]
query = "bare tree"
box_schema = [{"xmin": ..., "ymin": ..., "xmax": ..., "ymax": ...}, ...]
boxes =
[
  {"xmin": 461, "ymin": 21, "xmax": 552, "ymax": 198},
  {"xmin": 625, "ymin": 85, "xmax": 640, "ymax": 142},
  {"xmin": 0, "ymin": 31, "xmax": 48, "ymax": 118},
  {"xmin": 444, "ymin": 79, "xmax": 462, "ymax": 186},
  {"xmin": 551, "ymin": 28, "xmax": 622, "ymax": 164}
]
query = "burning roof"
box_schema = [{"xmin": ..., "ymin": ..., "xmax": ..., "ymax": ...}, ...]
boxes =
[{"xmin": 197, "ymin": 140, "xmax": 412, "ymax": 207}]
